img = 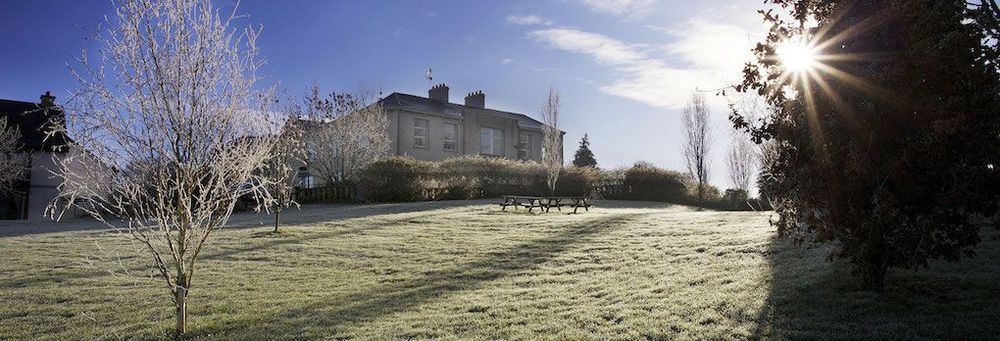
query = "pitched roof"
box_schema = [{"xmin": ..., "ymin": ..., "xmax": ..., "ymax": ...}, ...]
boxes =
[
  {"xmin": 0, "ymin": 99, "xmax": 72, "ymax": 152},
  {"xmin": 377, "ymin": 92, "xmax": 562, "ymax": 133}
]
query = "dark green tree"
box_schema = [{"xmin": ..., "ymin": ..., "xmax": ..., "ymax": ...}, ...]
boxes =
[
  {"xmin": 733, "ymin": 0, "xmax": 1000, "ymax": 291},
  {"xmin": 572, "ymin": 133, "xmax": 598, "ymax": 168}
]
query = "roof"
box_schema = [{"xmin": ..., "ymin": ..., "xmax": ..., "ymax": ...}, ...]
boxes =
[
  {"xmin": 0, "ymin": 99, "xmax": 72, "ymax": 152},
  {"xmin": 377, "ymin": 92, "xmax": 563, "ymax": 134}
]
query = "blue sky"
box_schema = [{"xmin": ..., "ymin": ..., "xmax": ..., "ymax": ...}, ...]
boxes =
[{"xmin": 0, "ymin": 0, "xmax": 769, "ymax": 188}]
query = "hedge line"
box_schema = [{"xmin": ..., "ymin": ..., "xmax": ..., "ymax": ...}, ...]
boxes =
[{"xmin": 354, "ymin": 156, "xmax": 766, "ymax": 211}]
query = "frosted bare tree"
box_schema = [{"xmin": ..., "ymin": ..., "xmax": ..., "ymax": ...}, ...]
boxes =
[
  {"xmin": 49, "ymin": 0, "xmax": 282, "ymax": 335},
  {"xmin": 263, "ymin": 109, "xmax": 305, "ymax": 233},
  {"xmin": 541, "ymin": 87, "xmax": 562, "ymax": 194},
  {"xmin": 0, "ymin": 118, "xmax": 26, "ymax": 192},
  {"xmin": 300, "ymin": 85, "xmax": 391, "ymax": 184},
  {"xmin": 726, "ymin": 132, "xmax": 756, "ymax": 193},
  {"xmin": 682, "ymin": 92, "xmax": 712, "ymax": 204}
]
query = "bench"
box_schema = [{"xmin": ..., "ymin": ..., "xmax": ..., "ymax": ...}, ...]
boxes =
[
  {"xmin": 498, "ymin": 195, "xmax": 546, "ymax": 213},
  {"xmin": 499, "ymin": 195, "xmax": 592, "ymax": 214}
]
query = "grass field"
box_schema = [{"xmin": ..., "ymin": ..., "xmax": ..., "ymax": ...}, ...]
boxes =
[{"xmin": 1, "ymin": 200, "xmax": 998, "ymax": 340}]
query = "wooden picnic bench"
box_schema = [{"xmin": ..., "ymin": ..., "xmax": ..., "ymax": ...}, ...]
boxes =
[
  {"xmin": 499, "ymin": 195, "xmax": 592, "ymax": 214},
  {"xmin": 542, "ymin": 196, "xmax": 592, "ymax": 214},
  {"xmin": 498, "ymin": 195, "xmax": 546, "ymax": 213}
]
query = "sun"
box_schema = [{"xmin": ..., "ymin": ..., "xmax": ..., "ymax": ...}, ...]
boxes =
[{"xmin": 776, "ymin": 38, "xmax": 818, "ymax": 73}]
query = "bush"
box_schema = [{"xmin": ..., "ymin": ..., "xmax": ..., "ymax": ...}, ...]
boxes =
[
  {"xmin": 620, "ymin": 162, "xmax": 691, "ymax": 202},
  {"xmin": 554, "ymin": 166, "xmax": 600, "ymax": 197},
  {"xmin": 360, "ymin": 156, "xmax": 601, "ymax": 202},
  {"xmin": 359, "ymin": 157, "xmax": 433, "ymax": 202}
]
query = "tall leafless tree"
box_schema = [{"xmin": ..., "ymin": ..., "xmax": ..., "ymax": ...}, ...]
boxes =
[
  {"xmin": 0, "ymin": 118, "xmax": 26, "ymax": 192},
  {"xmin": 300, "ymin": 85, "xmax": 391, "ymax": 185},
  {"xmin": 541, "ymin": 87, "xmax": 562, "ymax": 194},
  {"xmin": 49, "ymin": 0, "xmax": 283, "ymax": 335},
  {"xmin": 726, "ymin": 131, "xmax": 756, "ymax": 193},
  {"xmin": 725, "ymin": 93, "xmax": 764, "ymax": 193},
  {"xmin": 682, "ymin": 93, "xmax": 712, "ymax": 204}
]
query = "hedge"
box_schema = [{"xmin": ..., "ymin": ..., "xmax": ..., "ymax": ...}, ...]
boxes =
[
  {"xmin": 357, "ymin": 156, "xmax": 764, "ymax": 211},
  {"xmin": 359, "ymin": 156, "xmax": 598, "ymax": 202}
]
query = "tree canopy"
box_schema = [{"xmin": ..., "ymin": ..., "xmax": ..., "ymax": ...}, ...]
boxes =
[
  {"xmin": 572, "ymin": 133, "xmax": 597, "ymax": 168},
  {"xmin": 733, "ymin": 0, "xmax": 1000, "ymax": 291}
]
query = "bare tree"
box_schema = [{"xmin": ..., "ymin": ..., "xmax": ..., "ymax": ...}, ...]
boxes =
[
  {"xmin": 682, "ymin": 93, "xmax": 712, "ymax": 204},
  {"xmin": 0, "ymin": 118, "xmax": 26, "ymax": 192},
  {"xmin": 300, "ymin": 85, "xmax": 391, "ymax": 185},
  {"xmin": 263, "ymin": 113, "xmax": 305, "ymax": 233},
  {"xmin": 725, "ymin": 93, "xmax": 763, "ymax": 193},
  {"xmin": 50, "ymin": 0, "xmax": 282, "ymax": 335},
  {"xmin": 541, "ymin": 87, "xmax": 562, "ymax": 194},
  {"xmin": 726, "ymin": 132, "xmax": 756, "ymax": 193}
]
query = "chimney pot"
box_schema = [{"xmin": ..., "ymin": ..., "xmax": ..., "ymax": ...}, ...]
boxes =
[
  {"xmin": 428, "ymin": 83, "xmax": 449, "ymax": 102},
  {"xmin": 464, "ymin": 90, "xmax": 485, "ymax": 108},
  {"xmin": 40, "ymin": 91, "xmax": 56, "ymax": 107}
]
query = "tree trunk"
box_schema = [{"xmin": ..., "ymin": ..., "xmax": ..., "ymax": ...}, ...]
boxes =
[
  {"xmin": 175, "ymin": 285, "xmax": 188, "ymax": 335},
  {"xmin": 274, "ymin": 209, "xmax": 281, "ymax": 233},
  {"xmin": 865, "ymin": 222, "xmax": 887, "ymax": 293}
]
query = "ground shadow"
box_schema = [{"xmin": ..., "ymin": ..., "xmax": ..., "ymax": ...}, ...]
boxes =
[
  {"xmin": 0, "ymin": 199, "xmax": 497, "ymax": 238},
  {"xmin": 751, "ymin": 228, "xmax": 1000, "ymax": 339},
  {"xmin": 0, "ymin": 204, "xmax": 479, "ymax": 290},
  {"xmin": 192, "ymin": 212, "xmax": 647, "ymax": 338}
]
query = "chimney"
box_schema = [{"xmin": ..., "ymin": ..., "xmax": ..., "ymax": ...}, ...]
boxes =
[
  {"xmin": 428, "ymin": 83, "xmax": 449, "ymax": 102},
  {"xmin": 39, "ymin": 91, "xmax": 56, "ymax": 107},
  {"xmin": 464, "ymin": 90, "xmax": 485, "ymax": 108}
]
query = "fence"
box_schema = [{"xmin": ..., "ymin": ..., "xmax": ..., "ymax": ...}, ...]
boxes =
[{"xmin": 294, "ymin": 184, "xmax": 357, "ymax": 204}]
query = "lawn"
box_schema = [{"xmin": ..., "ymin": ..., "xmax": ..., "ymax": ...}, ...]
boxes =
[{"xmin": 1, "ymin": 200, "xmax": 998, "ymax": 340}]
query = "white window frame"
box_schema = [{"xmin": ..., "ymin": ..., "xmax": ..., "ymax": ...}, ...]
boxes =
[
  {"xmin": 414, "ymin": 118, "xmax": 429, "ymax": 148},
  {"xmin": 443, "ymin": 122, "xmax": 458, "ymax": 152},
  {"xmin": 480, "ymin": 127, "xmax": 504, "ymax": 155}
]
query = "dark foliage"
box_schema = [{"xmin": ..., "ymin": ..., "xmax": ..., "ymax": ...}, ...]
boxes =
[
  {"xmin": 734, "ymin": 0, "xmax": 1000, "ymax": 291},
  {"xmin": 619, "ymin": 162, "xmax": 692, "ymax": 202},
  {"xmin": 572, "ymin": 133, "xmax": 598, "ymax": 168}
]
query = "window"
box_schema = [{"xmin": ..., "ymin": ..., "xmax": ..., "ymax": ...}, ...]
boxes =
[
  {"xmin": 480, "ymin": 127, "xmax": 503, "ymax": 155},
  {"xmin": 414, "ymin": 118, "xmax": 429, "ymax": 148},
  {"xmin": 518, "ymin": 132, "xmax": 531, "ymax": 160},
  {"xmin": 443, "ymin": 123, "xmax": 458, "ymax": 152}
]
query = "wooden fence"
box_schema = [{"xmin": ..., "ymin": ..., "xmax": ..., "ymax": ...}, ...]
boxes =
[{"xmin": 294, "ymin": 185, "xmax": 357, "ymax": 204}]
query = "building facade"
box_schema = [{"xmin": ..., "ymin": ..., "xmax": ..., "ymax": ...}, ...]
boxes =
[
  {"xmin": 0, "ymin": 92, "xmax": 73, "ymax": 220},
  {"xmin": 381, "ymin": 84, "xmax": 563, "ymax": 163}
]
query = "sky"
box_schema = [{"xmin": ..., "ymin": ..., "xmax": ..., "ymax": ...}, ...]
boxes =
[{"xmin": 0, "ymin": 0, "xmax": 770, "ymax": 188}]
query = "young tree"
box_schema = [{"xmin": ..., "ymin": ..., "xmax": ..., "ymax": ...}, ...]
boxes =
[
  {"xmin": 541, "ymin": 88, "xmax": 563, "ymax": 194},
  {"xmin": 0, "ymin": 118, "xmax": 26, "ymax": 192},
  {"xmin": 300, "ymin": 85, "xmax": 391, "ymax": 185},
  {"xmin": 572, "ymin": 133, "xmax": 598, "ymax": 168},
  {"xmin": 681, "ymin": 93, "xmax": 712, "ymax": 204},
  {"xmin": 263, "ymin": 115, "xmax": 305, "ymax": 233},
  {"xmin": 51, "ymin": 0, "xmax": 283, "ymax": 334},
  {"xmin": 733, "ymin": 0, "xmax": 1000, "ymax": 291}
]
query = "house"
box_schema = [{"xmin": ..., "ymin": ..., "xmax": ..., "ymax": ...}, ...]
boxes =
[
  {"xmin": 294, "ymin": 84, "xmax": 565, "ymax": 188},
  {"xmin": 0, "ymin": 92, "xmax": 73, "ymax": 220},
  {"xmin": 380, "ymin": 84, "xmax": 563, "ymax": 163}
]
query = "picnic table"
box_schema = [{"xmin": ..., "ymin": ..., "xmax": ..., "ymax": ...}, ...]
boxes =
[{"xmin": 498, "ymin": 195, "xmax": 592, "ymax": 214}]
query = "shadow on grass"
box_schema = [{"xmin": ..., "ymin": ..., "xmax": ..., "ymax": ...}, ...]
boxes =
[
  {"xmin": 752, "ymin": 228, "xmax": 1000, "ymax": 339},
  {"xmin": 191, "ymin": 212, "xmax": 647, "ymax": 338},
  {"xmin": 0, "ymin": 208, "xmax": 460, "ymax": 290}
]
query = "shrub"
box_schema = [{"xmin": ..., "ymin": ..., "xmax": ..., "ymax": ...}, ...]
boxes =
[
  {"xmin": 359, "ymin": 157, "xmax": 433, "ymax": 202},
  {"xmin": 621, "ymin": 162, "xmax": 691, "ymax": 202},
  {"xmin": 554, "ymin": 166, "xmax": 600, "ymax": 197}
]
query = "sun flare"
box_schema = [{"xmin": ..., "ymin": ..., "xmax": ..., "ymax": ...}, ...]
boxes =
[{"xmin": 777, "ymin": 38, "xmax": 818, "ymax": 73}]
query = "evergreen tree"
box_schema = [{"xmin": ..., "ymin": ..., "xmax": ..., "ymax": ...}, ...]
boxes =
[
  {"xmin": 572, "ymin": 133, "xmax": 598, "ymax": 168},
  {"xmin": 734, "ymin": 0, "xmax": 1000, "ymax": 292}
]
